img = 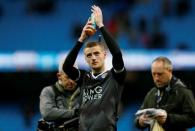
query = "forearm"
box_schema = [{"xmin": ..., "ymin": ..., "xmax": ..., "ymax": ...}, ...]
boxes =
[
  {"xmin": 163, "ymin": 113, "xmax": 195, "ymax": 128},
  {"xmin": 100, "ymin": 26, "xmax": 121, "ymax": 55},
  {"xmin": 63, "ymin": 41, "xmax": 83, "ymax": 80},
  {"xmin": 40, "ymin": 94, "xmax": 75, "ymax": 121},
  {"xmin": 40, "ymin": 106, "xmax": 75, "ymax": 121},
  {"xmin": 100, "ymin": 26, "xmax": 124, "ymax": 70}
]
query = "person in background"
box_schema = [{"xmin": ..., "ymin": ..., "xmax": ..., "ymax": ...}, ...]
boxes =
[
  {"xmin": 38, "ymin": 59, "xmax": 80, "ymax": 131},
  {"xmin": 135, "ymin": 56, "xmax": 195, "ymax": 131}
]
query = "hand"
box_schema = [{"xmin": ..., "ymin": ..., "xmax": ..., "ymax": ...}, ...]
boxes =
[
  {"xmin": 138, "ymin": 114, "xmax": 152, "ymax": 127},
  {"xmin": 155, "ymin": 109, "xmax": 167, "ymax": 125},
  {"xmin": 91, "ymin": 5, "xmax": 104, "ymax": 28},
  {"xmin": 78, "ymin": 20, "xmax": 96, "ymax": 42}
]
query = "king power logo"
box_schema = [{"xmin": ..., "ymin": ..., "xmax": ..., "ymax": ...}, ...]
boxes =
[{"xmin": 83, "ymin": 86, "xmax": 103, "ymax": 103}]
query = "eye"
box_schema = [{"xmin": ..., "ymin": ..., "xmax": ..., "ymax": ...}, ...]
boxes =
[
  {"xmin": 94, "ymin": 51, "xmax": 100, "ymax": 56},
  {"xmin": 86, "ymin": 53, "xmax": 92, "ymax": 58}
]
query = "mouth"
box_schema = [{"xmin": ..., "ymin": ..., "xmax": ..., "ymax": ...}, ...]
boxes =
[
  {"xmin": 92, "ymin": 62, "xmax": 98, "ymax": 65},
  {"xmin": 155, "ymin": 81, "xmax": 161, "ymax": 85},
  {"xmin": 67, "ymin": 86, "xmax": 75, "ymax": 90},
  {"xmin": 156, "ymin": 82, "xmax": 161, "ymax": 85}
]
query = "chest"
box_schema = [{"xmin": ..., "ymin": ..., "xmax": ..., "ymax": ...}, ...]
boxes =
[
  {"xmin": 149, "ymin": 90, "xmax": 183, "ymax": 113},
  {"xmin": 55, "ymin": 95, "xmax": 79, "ymax": 109},
  {"xmin": 81, "ymin": 73, "xmax": 120, "ymax": 104}
]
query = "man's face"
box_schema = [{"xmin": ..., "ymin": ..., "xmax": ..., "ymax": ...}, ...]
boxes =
[
  {"xmin": 151, "ymin": 61, "xmax": 172, "ymax": 88},
  {"xmin": 84, "ymin": 45, "xmax": 106, "ymax": 72},
  {"xmin": 58, "ymin": 72, "xmax": 77, "ymax": 91}
]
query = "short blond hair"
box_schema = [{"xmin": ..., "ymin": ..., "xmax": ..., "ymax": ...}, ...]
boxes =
[{"xmin": 84, "ymin": 41, "xmax": 106, "ymax": 50}]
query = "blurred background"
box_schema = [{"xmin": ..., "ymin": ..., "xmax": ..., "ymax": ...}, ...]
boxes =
[{"xmin": 0, "ymin": 0, "xmax": 195, "ymax": 130}]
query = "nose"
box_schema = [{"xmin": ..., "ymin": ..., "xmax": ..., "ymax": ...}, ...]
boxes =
[
  {"xmin": 68, "ymin": 79, "xmax": 74, "ymax": 84},
  {"xmin": 153, "ymin": 75, "xmax": 159, "ymax": 81},
  {"xmin": 91, "ymin": 54, "xmax": 97, "ymax": 60},
  {"xmin": 153, "ymin": 74, "xmax": 159, "ymax": 79},
  {"xmin": 154, "ymin": 76, "xmax": 159, "ymax": 81}
]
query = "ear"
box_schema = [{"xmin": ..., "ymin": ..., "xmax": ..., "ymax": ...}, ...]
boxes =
[
  {"xmin": 169, "ymin": 69, "xmax": 173, "ymax": 74},
  {"xmin": 84, "ymin": 55, "xmax": 90, "ymax": 64},
  {"xmin": 168, "ymin": 68, "xmax": 172, "ymax": 73},
  {"xmin": 103, "ymin": 50, "xmax": 107, "ymax": 58},
  {"xmin": 57, "ymin": 72, "xmax": 61, "ymax": 80}
]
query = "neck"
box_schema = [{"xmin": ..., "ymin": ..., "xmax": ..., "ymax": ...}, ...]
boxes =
[
  {"xmin": 56, "ymin": 81, "xmax": 65, "ymax": 93},
  {"xmin": 93, "ymin": 70, "xmax": 101, "ymax": 75},
  {"xmin": 158, "ymin": 85, "xmax": 168, "ymax": 91},
  {"xmin": 92, "ymin": 66, "xmax": 105, "ymax": 75}
]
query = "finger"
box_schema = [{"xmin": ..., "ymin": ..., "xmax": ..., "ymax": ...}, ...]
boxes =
[
  {"xmin": 91, "ymin": 5, "xmax": 99, "ymax": 13},
  {"xmin": 91, "ymin": 5, "xmax": 95, "ymax": 12},
  {"xmin": 92, "ymin": 5, "xmax": 96, "ymax": 9}
]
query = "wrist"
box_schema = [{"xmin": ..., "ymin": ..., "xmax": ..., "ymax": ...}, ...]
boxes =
[
  {"xmin": 98, "ymin": 23, "xmax": 104, "ymax": 28},
  {"xmin": 78, "ymin": 37, "xmax": 85, "ymax": 43}
]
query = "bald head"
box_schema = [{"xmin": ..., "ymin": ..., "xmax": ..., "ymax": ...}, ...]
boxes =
[
  {"xmin": 152, "ymin": 56, "xmax": 173, "ymax": 70},
  {"xmin": 151, "ymin": 56, "xmax": 173, "ymax": 88}
]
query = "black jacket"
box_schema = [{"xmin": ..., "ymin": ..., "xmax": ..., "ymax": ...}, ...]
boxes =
[{"xmin": 135, "ymin": 76, "xmax": 195, "ymax": 131}]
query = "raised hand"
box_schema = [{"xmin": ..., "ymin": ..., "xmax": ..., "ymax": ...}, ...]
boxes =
[
  {"xmin": 91, "ymin": 5, "xmax": 104, "ymax": 28},
  {"xmin": 78, "ymin": 19, "xmax": 96, "ymax": 42}
]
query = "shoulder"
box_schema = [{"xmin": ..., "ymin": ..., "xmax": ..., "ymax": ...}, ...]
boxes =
[
  {"xmin": 172, "ymin": 79, "xmax": 194, "ymax": 97},
  {"xmin": 172, "ymin": 78, "xmax": 188, "ymax": 91},
  {"xmin": 150, "ymin": 87, "xmax": 157, "ymax": 92},
  {"xmin": 79, "ymin": 69, "xmax": 87, "ymax": 76},
  {"xmin": 175, "ymin": 85, "xmax": 193, "ymax": 95},
  {"xmin": 40, "ymin": 85, "xmax": 55, "ymax": 97},
  {"xmin": 146, "ymin": 87, "xmax": 157, "ymax": 95},
  {"xmin": 143, "ymin": 88, "xmax": 157, "ymax": 100}
]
